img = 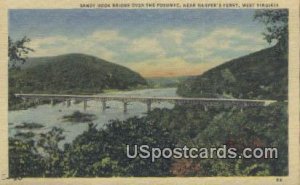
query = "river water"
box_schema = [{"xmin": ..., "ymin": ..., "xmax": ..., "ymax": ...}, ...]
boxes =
[{"xmin": 8, "ymin": 88, "xmax": 178, "ymax": 144}]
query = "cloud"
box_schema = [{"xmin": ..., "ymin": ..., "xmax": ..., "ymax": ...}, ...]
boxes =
[
  {"xmin": 112, "ymin": 30, "xmax": 188, "ymax": 64},
  {"xmin": 127, "ymin": 37, "xmax": 166, "ymax": 57},
  {"xmin": 123, "ymin": 29, "xmax": 188, "ymax": 61},
  {"xmin": 29, "ymin": 36, "xmax": 69, "ymax": 49},
  {"xmin": 27, "ymin": 30, "xmax": 126, "ymax": 61},
  {"xmin": 160, "ymin": 29, "xmax": 187, "ymax": 45},
  {"xmin": 94, "ymin": 47, "xmax": 116, "ymax": 61},
  {"xmin": 26, "ymin": 27, "xmax": 270, "ymax": 77},
  {"xmin": 192, "ymin": 27, "xmax": 267, "ymax": 54},
  {"xmin": 89, "ymin": 30, "xmax": 128, "ymax": 43}
]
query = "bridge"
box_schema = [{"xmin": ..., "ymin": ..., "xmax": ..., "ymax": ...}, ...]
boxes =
[{"xmin": 15, "ymin": 93, "xmax": 278, "ymax": 113}]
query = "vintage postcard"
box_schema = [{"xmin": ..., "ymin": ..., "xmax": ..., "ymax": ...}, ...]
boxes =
[{"xmin": 0, "ymin": 0, "xmax": 299, "ymax": 184}]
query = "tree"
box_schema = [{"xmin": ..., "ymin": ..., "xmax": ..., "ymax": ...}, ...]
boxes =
[
  {"xmin": 36, "ymin": 127, "xmax": 65, "ymax": 177},
  {"xmin": 254, "ymin": 10, "xmax": 288, "ymax": 49},
  {"xmin": 65, "ymin": 118, "xmax": 176, "ymax": 177},
  {"xmin": 8, "ymin": 36, "xmax": 34, "ymax": 68},
  {"xmin": 9, "ymin": 138, "xmax": 44, "ymax": 178}
]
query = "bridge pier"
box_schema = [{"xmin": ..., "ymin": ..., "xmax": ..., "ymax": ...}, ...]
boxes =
[
  {"xmin": 22, "ymin": 97, "xmax": 27, "ymax": 103},
  {"xmin": 101, "ymin": 100, "xmax": 106, "ymax": 112},
  {"xmin": 50, "ymin": 99, "xmax": 54, "ymax": 106},
  {"xmin": 123, "ymin": 102, "xmax": 128, "ymax": 114},
  {"xmin": 147, "ymin": 100, "xmax": 152, "ymax": 112},
  {"xmin": 67, "ymin": 99, "xmax": 71, "ymax": 107},
  {"xmin": 83, "ymin": 100, "xmax": 87, "ymax": 111},
  {"xmin": 34, "ymin": 98, "xmax": 40, "ymax": 104}
]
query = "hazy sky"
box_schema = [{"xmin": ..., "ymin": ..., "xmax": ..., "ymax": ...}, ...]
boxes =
[{"xmin": 9, "ymin": 9, "xmax": 271, "ymax": 77}]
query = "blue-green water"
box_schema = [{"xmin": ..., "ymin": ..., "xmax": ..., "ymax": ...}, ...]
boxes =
[{"xmin": 9, "ymin": 88, "xmax": 178, "ymax": 144}]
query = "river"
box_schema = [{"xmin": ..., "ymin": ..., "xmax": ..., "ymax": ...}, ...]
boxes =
[{"xmin": 8, "ymin": 88, "xmax": 178, "ymax": 144}]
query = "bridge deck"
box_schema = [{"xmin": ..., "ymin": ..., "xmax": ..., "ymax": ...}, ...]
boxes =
[{"xmin": 15, "ymin": 93, "xmax": 279, "ymax": 107}]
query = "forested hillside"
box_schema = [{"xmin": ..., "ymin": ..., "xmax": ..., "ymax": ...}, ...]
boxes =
[
  {"xmin": 9, "ymin": 53, "xmax": 147, "ymax": 94},
  {"xmin": 177, "ymin": 44, "xmax": 287, "ymax": 100}
]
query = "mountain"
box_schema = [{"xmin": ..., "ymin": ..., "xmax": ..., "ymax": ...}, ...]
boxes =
[
  {"xmin": 9, "ymin": 53, "xmax": 147, "ymax": 94},
  {"xmin": 177, "ymin": 44, "xmax": 287, "ymax": 100}
]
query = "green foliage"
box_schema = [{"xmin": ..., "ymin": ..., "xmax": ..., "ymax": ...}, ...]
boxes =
[
  {"xmin": 8, "ymin": 36, "xmax": 34, "ymax": 68},
  {"xmin": 9, "ymin": 116, "xmax": 176, "ymax": 177},
  {"xmin": 234, "ymin": 160, "xmax": 271, "ymax": 176},
  {"xmin": 177, "ymin": 45, "xmax": 288, "ymax": 100},
  {"xmin": 36, "ymin": 127, "xmax": 65, "ymax": 177},
  {"xmin": 178, "ymin": 10, "xmax": 288, "ymax": 100},
  {"xmin": 9, "ymin": 127, "xmax": 66, "ymax": 178},
  {"xmin": 15, "ymin": 122, "xmax": 44, "ymax": 129},
  {"xmin": 9, "ymin": 138, "xmax": 44, "ymax": 178},
  {"xmin": 8, "ymin": 10, "xmax": 288, "ymax": 177},
  {"xmin": 174, "ymin": 14, "xmax": 288, "ymax": 175},
  {"xmin": 62, "ymin": 111, "xmax": 96, "ymax": 123},
  {"xmin": 146, "ymin": 76, "xmax": 190, "ymax": 88},
  {"xmin": 147, "ymin": 103, "xmax": 288, "ymax": 176},
  {"xmin": 10, "ymin": 54, "xmax": 147, "ymax": 94},
  {"xmin": 65, "ymin": 118, "xmax": 176, "ymax": 177},
  {"xmin": 254, "ymin": 9, "xmax": 288, "ymax": 48},
  {"xmin": 9, "ymin": 54, "xmax": 147, "ymax": 110},
  {"xmin": 14, "ymin": 132, "xmax": 36, "ymax": 139},
  {"xmin": 9, "ymin": 103, "xmax": 287, "ymax": 177}
]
